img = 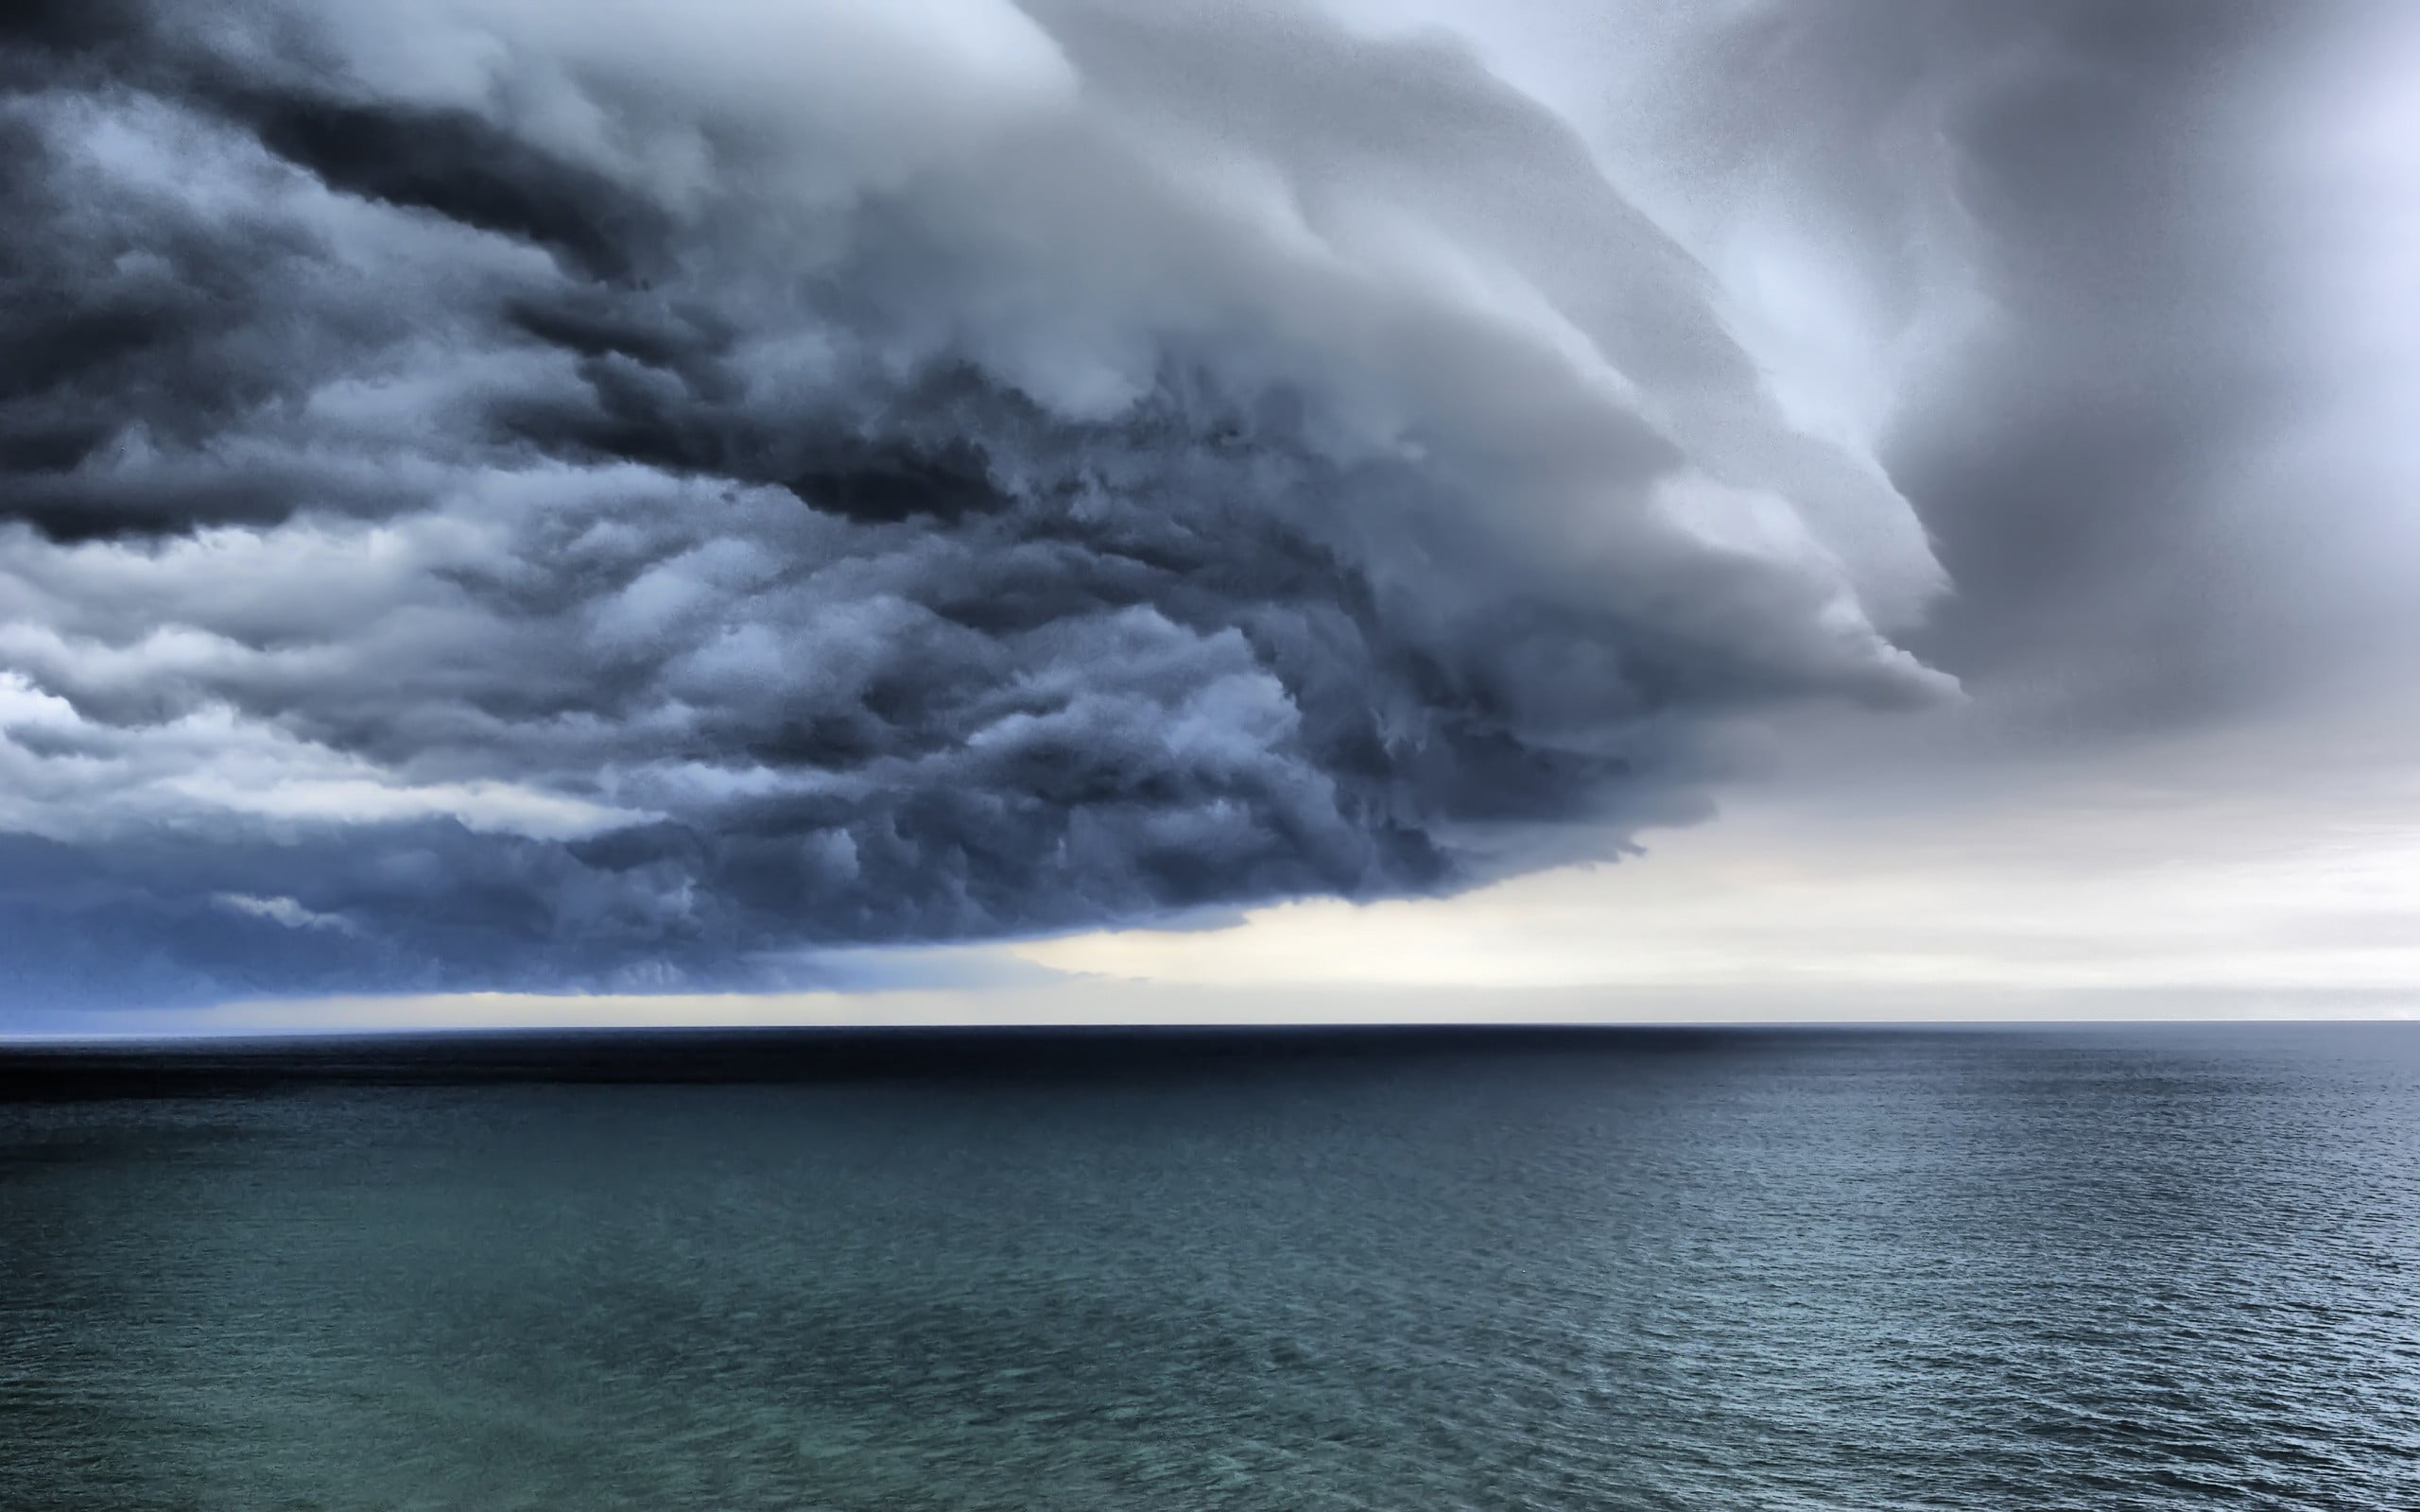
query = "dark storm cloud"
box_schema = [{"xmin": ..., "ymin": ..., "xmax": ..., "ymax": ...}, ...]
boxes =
[{"xmin": 0, "ymin": 0, "xmax": 1977, "ymax": 1006}]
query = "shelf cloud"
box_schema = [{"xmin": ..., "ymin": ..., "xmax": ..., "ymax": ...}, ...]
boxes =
[{"xmin": 0, "ymin": 0, "xmax": 1967, "ymax": 1006}]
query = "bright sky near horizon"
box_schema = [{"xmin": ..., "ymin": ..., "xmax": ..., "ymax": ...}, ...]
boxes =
[{"xmin": 76, "ymin": 704, "xmax": 2420, "ymax": 1036}]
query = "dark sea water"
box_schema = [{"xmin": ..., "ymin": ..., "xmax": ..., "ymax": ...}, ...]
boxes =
[{"xmin": 3, "ymin": 1025, "xmax": 2416, "ymax": 1511}]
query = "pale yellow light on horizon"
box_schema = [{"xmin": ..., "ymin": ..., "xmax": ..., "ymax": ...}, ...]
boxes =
[
  {"xmin": 1009, "ymin": 800, "xmax": 2420, "ymax": 999},
  {"xmin": 40, "ymin": 715, "xmax": 2420, "ymax": 1040}
]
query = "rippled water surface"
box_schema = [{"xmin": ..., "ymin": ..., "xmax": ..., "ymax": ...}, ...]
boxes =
[{"xmin": 4, "ymin": 1025, "xmax": 2417, "ymax": 1509}]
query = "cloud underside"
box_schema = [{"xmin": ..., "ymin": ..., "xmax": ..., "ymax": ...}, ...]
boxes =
[{"xmin": 0, "ymin": 0, "xmax": 1961, "ymax": 1006}]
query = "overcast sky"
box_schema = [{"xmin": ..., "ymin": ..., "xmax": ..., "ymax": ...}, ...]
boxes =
[{"xmin": 4, "ymin": 0, "xmax": 2415, "ymax": 1035}]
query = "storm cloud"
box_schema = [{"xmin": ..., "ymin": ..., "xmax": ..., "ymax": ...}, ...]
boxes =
[{"xmin": 13, "ymin": 0, "xmax": 2359, "ymax": 1012}]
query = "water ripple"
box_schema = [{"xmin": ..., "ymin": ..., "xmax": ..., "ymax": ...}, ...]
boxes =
[{"xmin": 4, "ymin": 1025, "xmax": 2416, "ymax": 1509}]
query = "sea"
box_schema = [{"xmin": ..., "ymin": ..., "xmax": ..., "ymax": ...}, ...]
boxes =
[{"xmin": 3, "ymin": 1024, "xmax": 2415, "ymax": 1510}]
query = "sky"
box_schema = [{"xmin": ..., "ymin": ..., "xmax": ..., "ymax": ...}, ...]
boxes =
[{"xmin": 2, "ymin": 0, "xmax": 2416, "ymax": 1035}]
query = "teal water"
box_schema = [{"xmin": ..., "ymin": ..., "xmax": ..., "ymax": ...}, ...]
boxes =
[{"xmin": 4, "ymin": 1027, "xmax": 2417, "ymax": 1509}]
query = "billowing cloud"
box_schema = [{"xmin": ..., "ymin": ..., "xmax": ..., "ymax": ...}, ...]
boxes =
[{"xmin": 5, "ymin": 0, "xmax": 1975, "ymax": 1008}]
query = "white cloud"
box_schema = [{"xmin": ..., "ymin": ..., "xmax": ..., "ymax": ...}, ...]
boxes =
[
  {"xmin": 0, "ymin": 670, "xmax": 646, "ymax": 842},
  {"xmin": 213, "ymin": 892, "xmax": 361, "ymax": 934}
]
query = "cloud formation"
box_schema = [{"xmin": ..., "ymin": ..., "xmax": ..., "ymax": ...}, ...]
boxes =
[{"xmin": 6, "ymin": 0, "xmax": 1973, "ymax": 1007}]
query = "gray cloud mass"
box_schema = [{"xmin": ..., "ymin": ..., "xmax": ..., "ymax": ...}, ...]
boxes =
[{"xmin": 2, "ymin": 0, "xmax": 2366, "ymax": 1013}]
